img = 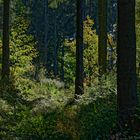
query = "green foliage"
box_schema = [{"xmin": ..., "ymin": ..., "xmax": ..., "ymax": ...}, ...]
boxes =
[
  {"xmin": 64, "ymin": 17, "xmax": 98, "ymax": 84},
  {"xmin": 10, "ymin": 2, "xmax": 37, "ymax": 77},
  {"xmin": 10, "ymin": 19, "xmax": 37, "ymax": 76},
  {"xmin": 0, "ymin": 0, "xmax": 37, "ymax": 78},
  {"xmin": 0, "ymin": 73, "xmax": 117, "ymax": 140},
  {"xmin": 0, "ymin": 1, "xmax": 140, "ymax": 139},
  {"xmin": 78, "ymin": 74, "xmax": 117, "ymax": 139},
  {"xmin": 49, "ymin": 0, "xmax": 66, "ymax": 8},
  {"xmin": 12, "ymin": 110, "xmax": 72, "ymax": 140},
  {"xmin": 83, "ymin": 17, "xmax": 98, "ymax": 83},
  {"xmin": 64, "ymin": 17, "xmax": 116, "ymax": 84}
]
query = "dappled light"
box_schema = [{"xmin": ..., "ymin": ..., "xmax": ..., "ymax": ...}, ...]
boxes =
[{"xmin": 0, "ymin": 0, "xmax": 140, "ymax": 139}]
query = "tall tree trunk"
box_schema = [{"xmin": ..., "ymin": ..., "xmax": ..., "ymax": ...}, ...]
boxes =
[
  {"xmin": 53, "ymin": 10, "xmax": 58, "ymax": 77},
  {"xmin": 0, "ymin": 3, "xmax": 3, "ymax": 36},
  {"xmin": 44, "ymin": 0, "xmax": 48, "ymax": 71},
  {"xmin": 98, "ymin": 0, "xmax": 107, "ymax": 75},
  {"xmin": 75, "ymin": 0, "xmax": 84, "ymax": 95},
  {"xmin": 89, "ymin": 0, "xmax": 92, "ymax": 17},
  {"xmin": 117, "ymin": 0, "xmax": 138, "ymax": 129},
  {"xmin": 2, "ymin": 0, "xmax": 10, "ymax": 80},
  {"xmin": 61, "ymin": 45, "xmax": 64, "ymax": 81}
]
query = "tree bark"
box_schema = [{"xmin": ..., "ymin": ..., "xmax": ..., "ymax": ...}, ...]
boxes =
[
  {"xmin": 98, "ymin": 0, "xmax": 107, "ymax": 75},
  {"xmin": 44, "ymin": 0, "xmax": 49, "ymax": 71},
  {"xmin": 117, "ymin": 0, "xmax": 138, "ymax": 129},
  {"xmin": 53, "ymin": 10, "xmax": 58, "ymax": 77},
  {"xmin": 61, "ymin": 45, "xmax": 64, "ymax": 81},
  {"xmin": 75, "ymin": 0, "xmax": 84, "ymax": 95},
  {"xmin": 2, "ymin": 0, "xmax": 10, "ymax": 80}
]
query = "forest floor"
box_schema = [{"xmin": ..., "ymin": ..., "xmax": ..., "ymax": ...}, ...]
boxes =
[{"xmin": 0, "ymin": 74, "xmax": 140, "ymax": 139}]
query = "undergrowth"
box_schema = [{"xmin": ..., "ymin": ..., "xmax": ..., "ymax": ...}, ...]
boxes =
[{"xmin": 0, "ymin": 73, "xmax": 140, "ymax": 139}]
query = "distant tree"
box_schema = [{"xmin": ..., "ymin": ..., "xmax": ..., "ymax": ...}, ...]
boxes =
[
  {"xmin": 88, "ymin": 0, "xmax": 93, "ymax": 17},
  {"xmin": 98, "ymin": 0, "xmax": 107, "ymax": 75},
  {"xmin": 61, "ymin": 45, "xmax": 64, "ymax": 81},
  {"xmin": 0, "ymin": 0, "xmax": 3, "ymax": 37},
  {"xmin": 75, "ymin": 0, "xmax": 84, "ymax": 95},
  {"xmin": 53, "ymin": 10, "xmax": 58, "ymax": 77},
  {"xmin": 44, "ymin": 0, "xmax": 49, "ymax": 70},
  {"xmin": 2, "ymin": 0, "xmax": 10, "ymax": 79},
  {"xmin": 117, "ymin": 0, "xmax": 138, "ymax": 130}
]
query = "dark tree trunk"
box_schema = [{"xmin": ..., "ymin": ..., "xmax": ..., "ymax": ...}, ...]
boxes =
[
  {"xmin": 98, "ymin": 0, "xmax": 107, "ymax": 75},
  {"xmin": 61, "ymin": 45, "xmax": 64, "ymax": 81},
  {"xmin": 117, "ymin": 0, "xmax": 138, "ymax": 129},
  {"xmin": 2, "ymin": 0, "xmax": 10, "ymax": 80},
  {"xmin": 89, "ymin": 0, "xmax": 92, "ymax": 17},
  {"xmin": 44, "ymin": 0, "xmax": 49, "ymax": 71},
  {"xmin": 75, "ymin": 0, "xmax": 84, "ymax": 95},
  {"xmin": 0, "ymin": 3, "xmax": 3, "ymax": 36},
  {"xmin": 53, "ymin": 11, "xmax": 58, "ymax": 77}
]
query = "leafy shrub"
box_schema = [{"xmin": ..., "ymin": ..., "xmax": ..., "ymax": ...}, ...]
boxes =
[
  {"xmin": 64, "ymin": 17, "xmax": 98, "ymax": 84},
  {"xmin": 0, "ymin": 74, "xmax": 117, "ymax": 140}
]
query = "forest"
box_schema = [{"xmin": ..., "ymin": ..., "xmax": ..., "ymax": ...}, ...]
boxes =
[{"xmin": 0, "ymin": 0, "xmax": 140, "ymax": 139}]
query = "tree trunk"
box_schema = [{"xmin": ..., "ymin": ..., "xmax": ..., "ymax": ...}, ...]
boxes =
[
  {"xmin": 53, "ymin": 10, "xmax": 58, "ymax": 77},
  {"xmin": 61, "ymin": 45, "xmax": 64, "ymax": 81},
  {"xmin": 2, "ymin": 0, "xmax": 10, "ymax": 80},
  {"xmin": 89, "ymin": 0, "xmax": 92, "ymax": 17},
  {"xmin": 44, "ymin": 0, "xmax": 49, "ymax": 71},
  {"xmin": 98, "ymin": 0, "xmax": 107, "ymax": 75},
  {"xmin": 117, "ymin": 0, "xmax": 138, "ymax": 129},
  {"xmin": 75, "ymin": 0, "xmax": 84, "ymax": 95}
]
